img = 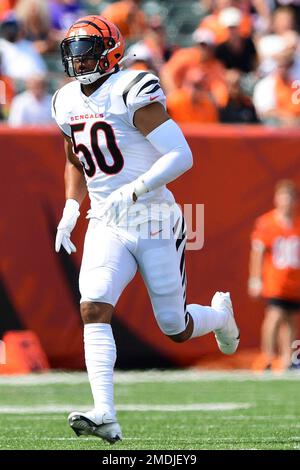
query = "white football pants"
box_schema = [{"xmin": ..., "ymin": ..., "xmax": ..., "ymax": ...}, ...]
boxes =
[{"xmin": 79, "ymin": 207, "xmax": 187, "ymax": 336}]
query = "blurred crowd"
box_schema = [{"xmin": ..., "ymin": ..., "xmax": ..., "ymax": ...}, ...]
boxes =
[{"xmin": 1, "ymin": 0, "xmax": 300, "ymax": 127}]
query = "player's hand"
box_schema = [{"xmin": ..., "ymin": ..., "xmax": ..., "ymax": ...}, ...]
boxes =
[
  {"xmin": 248, "ymin": 277, "xmax": 263, "ymax": 298},
  {"xmin": 55, "ymin": 199, "xmax": 80, "ymax": 255},
  {"xmin": 98, "ymin": 183, "xmax": 137, "ymax": 224}
]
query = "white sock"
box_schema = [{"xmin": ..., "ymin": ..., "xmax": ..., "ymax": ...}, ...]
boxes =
[
  {"xmin": 187, "ymin": 304, "xmax": 229, "ymax": 339},
  {"xmin": 84, "ymin": 323, "xmax": 116, "ymax": 419}
]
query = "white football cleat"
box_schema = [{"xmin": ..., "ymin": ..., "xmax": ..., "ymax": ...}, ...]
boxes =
[
  {"xmin": 211, "ymin": 292, "xmax": 240, "ymax": 355},
  {"xmin": 68, "ymin": 409, "xmax": 122, "ymax": 444}
]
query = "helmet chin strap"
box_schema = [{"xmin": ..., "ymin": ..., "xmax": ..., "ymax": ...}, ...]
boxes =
[
  {"xmin": 75, "ymin": 71, "xmax": 102, "ymax": 84},
  {"xmin": 75, "ymin": 65, "xmax": 118, "ymax": 84}
]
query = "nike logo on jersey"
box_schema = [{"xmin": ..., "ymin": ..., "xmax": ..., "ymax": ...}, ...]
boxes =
[{"xmin": 150, "ymin": 95, "xmax": 160, "ymax": 101}]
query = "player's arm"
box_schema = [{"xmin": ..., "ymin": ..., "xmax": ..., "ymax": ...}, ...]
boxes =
[
  {"xmin": 248, "ymin": 240, "xmax": 265, "ymax": 298},
  {"xmin": 98, "ymin": 75, "xmax": 192, "ymax": 219},
  {"xmin": 55, "ymin": 134, "xmax": 87, "ymax": 255},
  {"xmin": 132, "ymin": 102, "xmax": 193, "ymax": 198},
  {"xmin": 63, "ymin": 134, "xmax": 87, "ymax": 204}
]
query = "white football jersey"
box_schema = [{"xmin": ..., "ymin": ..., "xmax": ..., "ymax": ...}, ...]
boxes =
[{"xmin": 52, "ymin": 70, "xmax": 175, "ymax": 225}]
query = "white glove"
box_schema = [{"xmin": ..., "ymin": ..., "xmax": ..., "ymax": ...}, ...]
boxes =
[
  {"xmin": 55, "ymin": 199, "xmax": 80, "ymax": 255},
  {"xmin": 97, "ymin": 180, "xmax": 148, "ymax": 225}
]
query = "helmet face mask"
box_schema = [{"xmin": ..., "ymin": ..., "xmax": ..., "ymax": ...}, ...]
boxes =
[
  {"xmin": 61, "ymin": 36, "xmax": 106, "ymax": 83},
  {"xmin": 60, "ymin": 16, "xmax": 125, "ymax": 85}
]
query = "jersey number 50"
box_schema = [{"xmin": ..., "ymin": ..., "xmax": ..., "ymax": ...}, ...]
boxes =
[{"xmin": 70, "ymin": 122, "xmax": 124, "ymax": 176}]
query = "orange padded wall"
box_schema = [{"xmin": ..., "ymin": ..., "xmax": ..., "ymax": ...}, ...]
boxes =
[{"xmin": 1, "ymin": 125, "xmax": 300, "ymax": 368}]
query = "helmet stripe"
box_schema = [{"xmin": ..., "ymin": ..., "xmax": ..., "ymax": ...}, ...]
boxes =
[
  {"xmin": 99, "ymin": 18, "xmax": 112, "ymax": 37},
  {"xmin": 73, "ymin": 20, "xmax": 104, "ymax": 37}
]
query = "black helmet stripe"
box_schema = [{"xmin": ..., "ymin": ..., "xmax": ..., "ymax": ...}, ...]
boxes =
[
  {"xmin": 99, "ymin": 18, "xmax": 112, "ymax": 36},
  {"xmin": 73, "ymin": 20, "xmax": 104, "ymax": 37}
]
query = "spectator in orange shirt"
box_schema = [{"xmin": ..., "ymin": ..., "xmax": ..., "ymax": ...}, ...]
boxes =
[
  {"xmin": 101, "ymin": 0, "xmax": 147, "ymax": 41},
  {"xmin": 253, "ymin": 49, "xmax": 300, "ymax": 127},
  {"xmin": 160, "ymin": 28, "xmax": 228, "ymax": 107},
  {"xmin": 167, "ymin": 68, "xmax": 218, "ymax": 124},
  {"xmin": 249, "ymin": 180, "xmax": 300, "ymax": 371},
  {"xmin": 199, "ymin": 0, "xmax": 252, "ymax": 44}
]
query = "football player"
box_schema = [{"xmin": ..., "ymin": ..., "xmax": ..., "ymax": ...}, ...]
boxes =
[{"xmin": 53, "ymin": 15, "xmax": 239, "ymax": 444}]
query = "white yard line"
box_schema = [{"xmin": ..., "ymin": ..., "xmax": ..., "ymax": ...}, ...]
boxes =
[
  {"xmin": 6, "ymin": 414, "xmax": 299, "ymax": 422},
  {"xmin": 120, "ymin": 403, "xmax": 252, "ymax": 411},
  {"xmin": 0, "ymin": 403, "xmax": 252, "ymax": 414},
  {"xmin": 0, "ymin": 436, "xmax": 298, "ymax": 443},
  {"xmin": 0, "ymin": 369, "xmax": 300, "ymax": 385}
]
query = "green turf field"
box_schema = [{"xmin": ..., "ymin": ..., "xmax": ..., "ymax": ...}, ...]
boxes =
[{"xmin": 0, "ymin": 370, "xmax": 299, "ymax": 450}]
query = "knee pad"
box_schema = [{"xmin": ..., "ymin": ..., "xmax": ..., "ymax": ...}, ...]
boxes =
[
  {"xmin": 155, "ymin": 308, "xmax": 185, "ymax": 336},
  {"xmin": 79, "ymin": 269, "xmax": 115, "ymax": 305}
]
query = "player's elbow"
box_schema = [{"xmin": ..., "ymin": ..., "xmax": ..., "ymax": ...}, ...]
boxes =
[
  {"xmin": 180, "ymin": 143, "xmax": 193, "ymax": 173},
  {"xmin": 185, "ymin": 145, "xmax": 193, "ymax": 171}
]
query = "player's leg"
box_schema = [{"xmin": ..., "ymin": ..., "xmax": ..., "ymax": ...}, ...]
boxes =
[
  {"xmin": 69, "ymin": 220, "xmax": 137, "ymax": 443},
  {"xmin": 278, "ymin": 310, "xmax": 298, "ymax": 369},
  {"xmin": 137, "ymin": 212, "xmax": 239, "ymax": 353},
  {"xmin": 285, "ymin": 310, "xmax": 300, "ymax": 368},
  {"xmin": 261, "ymin": 303, "xmax": 284, "ymax": 366}
]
